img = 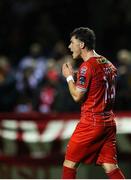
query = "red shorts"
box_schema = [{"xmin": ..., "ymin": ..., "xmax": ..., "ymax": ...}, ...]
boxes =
[{"xmin": 65, "ymin": 122, "xmax": 117, "ymax": 165}]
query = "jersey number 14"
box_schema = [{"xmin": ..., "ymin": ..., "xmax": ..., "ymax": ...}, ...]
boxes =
[{"xmin": 103, "ymin": 75, "xmax": 116, "ymax": 104}]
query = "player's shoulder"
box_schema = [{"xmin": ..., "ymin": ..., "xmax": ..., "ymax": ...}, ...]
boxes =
[
  {"xmin": 99, "ymin": 56, "xmax": 117, "ymax": 73},
  {"xmin": 95, "ymin": 56, "xmax": 109, "ymax": 64},
  {"xmin": 79, "ymin": 57, "xmax": 99, "ymax": 74},
  {"xmin": 94, "ymin": 56, "xmax": 116, "ymax": 67},
  {"xmin": 103, "ymin": 57, "xmax": 117, "ymax": 71}
]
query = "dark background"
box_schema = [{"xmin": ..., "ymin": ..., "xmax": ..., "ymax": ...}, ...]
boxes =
[{"xmin": 0, "ymin": 0, "xmax": 131, "ymax": 64}]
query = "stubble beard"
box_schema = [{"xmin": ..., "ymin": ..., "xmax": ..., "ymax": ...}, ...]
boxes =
[{"xmin": 72, "ymin": 51, "xmax": 81, "ymax": 60}]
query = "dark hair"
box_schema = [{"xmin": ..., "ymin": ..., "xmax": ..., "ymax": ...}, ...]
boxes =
[{"xmin": 70, "ymin": 27, "xmax": 96, "ymax": 50}]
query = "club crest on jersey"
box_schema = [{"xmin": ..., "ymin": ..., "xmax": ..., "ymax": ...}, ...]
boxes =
[
  {"xmin": 80, "ymin": 66, "xmax": 87, "ymax": 75},
  {"xmin": 79, "ymin": 76, "xmax": 86, "ymax": 85}
]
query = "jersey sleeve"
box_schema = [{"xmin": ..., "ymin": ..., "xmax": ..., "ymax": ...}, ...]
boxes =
[{"xmin": 76, "ymin": 63, "xmax": 92, "ymax": 92}]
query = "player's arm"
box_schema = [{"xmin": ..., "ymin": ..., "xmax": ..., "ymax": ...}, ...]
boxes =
[
  {"xmin": 67, "ymin": 80, "xmax": 86, "ymax": 102},
  {"xmin": 62, "ymin": 63, "xmax": 86, "ymax": 102}
]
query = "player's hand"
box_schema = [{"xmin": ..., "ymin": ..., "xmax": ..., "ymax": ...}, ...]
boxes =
[{"xmin": 62, "ymin": 63, "xmax": 74, "ymax": 78}]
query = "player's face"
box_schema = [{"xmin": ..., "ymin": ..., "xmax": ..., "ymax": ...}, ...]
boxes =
[{"xmin": 68, "ymin": 36, "xmax": 82, "ymax": 59}]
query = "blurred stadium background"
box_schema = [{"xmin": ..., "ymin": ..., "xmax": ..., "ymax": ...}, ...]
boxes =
[{"xmin": 0, "ymin": 0, "xmax": 131, "ymax": 178}]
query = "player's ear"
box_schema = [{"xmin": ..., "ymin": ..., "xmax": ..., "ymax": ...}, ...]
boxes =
[{"xmin": 79, "ymin": 42, "xmax": 85, "ymax": 49}]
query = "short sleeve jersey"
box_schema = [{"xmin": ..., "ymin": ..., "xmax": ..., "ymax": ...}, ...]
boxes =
[{"xmin": 76, "ymin": 56, "xmax": 117, "ymax": 125}]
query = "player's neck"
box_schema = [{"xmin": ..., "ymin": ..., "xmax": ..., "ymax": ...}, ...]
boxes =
[{"xmin": 81, "ymin": 50, "xmax": 100, "ymax": 61}]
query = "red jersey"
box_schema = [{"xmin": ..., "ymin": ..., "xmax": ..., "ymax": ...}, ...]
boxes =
[{"xmin": 76, "ymin": 56, "xmax": 117, "ymax": 125}]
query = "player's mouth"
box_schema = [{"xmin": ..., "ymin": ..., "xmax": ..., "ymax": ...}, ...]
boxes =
[
  {"xmin": 72, "ymin": 52, "xmax": 75, "ymax": 57},
  {"xmin": 71, "ymin": 50, "xmax": 74, "ymax": 55},
  {"xmin": 70, "ymin": 51, "xmax": 74, "ymax": 56}
]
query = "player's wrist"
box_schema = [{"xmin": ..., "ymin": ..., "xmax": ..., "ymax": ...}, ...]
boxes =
[{"xmin": 66, "ymin": 75, "xmax": 74, "ymax": 82}]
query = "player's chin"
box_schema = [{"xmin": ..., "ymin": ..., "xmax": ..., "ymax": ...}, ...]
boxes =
[{"xmin": 72, "ymin": 53, "xmax": 79, "ymax": 60}]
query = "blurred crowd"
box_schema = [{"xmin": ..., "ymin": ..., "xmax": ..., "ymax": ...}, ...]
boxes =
[
  {"xmin": 115, "ymin": 49, "xmax": 131, "ymax": 111},
  {"xmin": 0, "ymin": 41, "xmax": 80, "ymax": 113},
  {"xmin": 0, "ymin": 41, "xmax": 131, "ymax": 113}
]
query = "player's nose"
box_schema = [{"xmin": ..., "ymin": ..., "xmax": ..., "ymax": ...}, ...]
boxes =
[{"xmin": 68, "ymin": 43, "xmax": 71, "ymax": 49}]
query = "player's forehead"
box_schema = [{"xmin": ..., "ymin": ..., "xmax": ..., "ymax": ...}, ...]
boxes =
[{"xmin": 70, "ymin": 35, "xmax": 81, "ymax": 44}]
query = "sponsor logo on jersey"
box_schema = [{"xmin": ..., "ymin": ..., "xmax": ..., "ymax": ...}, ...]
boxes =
[
  {"xmin": 79, "ymin": 76, "xmax": 86, "ymax": 85},
  {"xmin": 80, "ymin": 66, "xmax": 87, "ymax": 75}
]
